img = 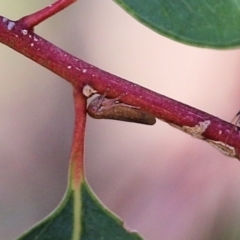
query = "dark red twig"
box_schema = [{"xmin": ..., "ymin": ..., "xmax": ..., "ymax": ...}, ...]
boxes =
[
  {"xmin": 19, "ymin": 0, "xmax": 76, "ymax": 29},
  {"xmin": 0, "ymin": 2, "xmax": 240, "ymax": 160}
]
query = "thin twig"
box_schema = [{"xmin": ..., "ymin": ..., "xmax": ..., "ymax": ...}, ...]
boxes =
[{"xmin": 0, "ymin": 3, "xmax": 239, "ymax": 160}]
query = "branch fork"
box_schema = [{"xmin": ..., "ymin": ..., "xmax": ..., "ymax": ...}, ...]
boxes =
[{"xmin": 0, "ymin": 0, "xmax": 240, "ymax": 160}]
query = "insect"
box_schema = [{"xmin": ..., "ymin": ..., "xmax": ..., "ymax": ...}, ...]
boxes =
[{"xmin": 87, "ymin": 93, "xmax": 156, "ymax": 125}]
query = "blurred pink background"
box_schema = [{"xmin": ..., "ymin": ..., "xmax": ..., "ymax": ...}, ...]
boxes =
[{"xmin": 1, "ymin": 1, "xmax": 240, "ymax": 239}]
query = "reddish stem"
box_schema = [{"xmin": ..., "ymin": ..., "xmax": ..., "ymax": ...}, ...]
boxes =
[
  {"xmin": 0, "ymin": 7, "xmax": 240, "ymax": 160},
  {"xmin": 18, "ymin": 0, "xmax": 76, "ymax": 29},
  {"xmin": 70, "ymin": 89, "xmax": 87, "ymax": 187}
]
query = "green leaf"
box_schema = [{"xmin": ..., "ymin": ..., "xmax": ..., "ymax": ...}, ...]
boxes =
[
  {"xmin": 17, "ymin": 180, "xmax": 143, "ymax": 240},
  {"xmin": 114, "ymin": 0, "xmax": 240, "ymax": 49}
]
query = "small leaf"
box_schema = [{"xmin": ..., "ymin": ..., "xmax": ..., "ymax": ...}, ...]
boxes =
[
  {"xmin": 114, "ymin": 0, "xmax": 240, "ymax": 48},
  {"xmin": 17, "ymin": 180, "xmax": 143, "ymax": 240}
]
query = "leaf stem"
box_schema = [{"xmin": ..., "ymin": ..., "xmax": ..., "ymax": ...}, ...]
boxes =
[{"xmin": 69, "ymin": 89, "xmax": 87, "ymax": 188}]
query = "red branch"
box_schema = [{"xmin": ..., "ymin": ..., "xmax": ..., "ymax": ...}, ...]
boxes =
[
  {"xmin": 19, "ymin": 0, "xmax": 76, "ymax": 29},
  {"xmin": 0, "ymin": 1, "xmax": 240, "ymax": 160}
]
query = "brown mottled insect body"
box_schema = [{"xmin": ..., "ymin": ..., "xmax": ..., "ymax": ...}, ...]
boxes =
[{"xmin": 87, "ymin": 95, "xmax": 156, "ymax": 125}]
